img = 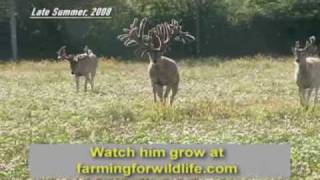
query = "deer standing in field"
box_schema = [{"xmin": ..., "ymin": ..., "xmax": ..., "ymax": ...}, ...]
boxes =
[
  {"xmin": 57, "ymin": 46, "xmax": 98, "ymax": 92},
  {"xmin": 118, "ymin": 18, "xmax": 195, "ymax": 105},
  {"xmin": 293, "ymin": 36, "xmax": 320, "ymax": 108}
]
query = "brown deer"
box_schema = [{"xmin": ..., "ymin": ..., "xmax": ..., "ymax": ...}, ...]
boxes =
[
  {"xmin": 293, "ymin": 38, "xmax": 320, "ymax": 108},
  {"xmin": 57, "ymin": 46, "xmax": 98, "ymax": 92},
  {"xmin": 118, "ymin": 18, "xmax": 195, "ymax": 105},
  {"xmin": 305, "ymin": 36, "xmax": 319, "ymax": 57}
]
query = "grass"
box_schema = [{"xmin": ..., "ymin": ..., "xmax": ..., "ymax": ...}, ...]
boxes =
[{"xmin": 0, "ymin": 55, "xmax": 320, "ymax": 179}]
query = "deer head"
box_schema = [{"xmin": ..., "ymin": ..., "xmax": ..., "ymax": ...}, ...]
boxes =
[
  {"xmin": 293, "ymin": 39, "xmax": 314, "ymax": 64},
  {"xmin": 56, "ymin": 46, "xmax": 79, "ymax": 74},
  {"xmin": 293, "ymin": 36, "xmax": 319, "ymax": 63}
]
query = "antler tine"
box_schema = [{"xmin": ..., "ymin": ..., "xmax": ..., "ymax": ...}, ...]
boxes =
[
  {"xmin": 309, "ymin": 35, "xmax": 316, "ymax": 44},
  {"xmin": 157, "ymin": 24, "xmax": 166, "ymax": 51},
  {"xmin": 130, "ymin": 18, "xmax": 139, "ymax": 29},
  {"xmin": 303, "ymin": 35, "xmax": 318, "ymax": 56},
  {"xmin": 164, "ymin": 23, "xmax": 171, "ymax": 44},
  {"xmin": 158, "ymin": 23, "xmax": 171, "ymax": 51},
  {"xmin": 138, "ymin": 18, "xmax": 148, "ymax": 38},
  {"xmin": 155, "ymin": 24, "xmax": 164, "ymax": 41},
  {"xmin": 164, "ymin": 23, "xmax": 170, "ymax": 41},
  {"xmin": 171, "ymin": 19, "xmax": 178, "ymax": 26},
  {"xmin": 160, "ymin": 23, "xmax": 171, "ymax": 51},
  {"xmin": 160, "ymin": 24, "xmax": 166, "ymax": 39},
  {"xmin": 305, "ymin": 39, "xmax": 312, "ymax": 50},
  {"xmin": 60, "ymin": 45, "xmax": 67, "ymax": 53}
]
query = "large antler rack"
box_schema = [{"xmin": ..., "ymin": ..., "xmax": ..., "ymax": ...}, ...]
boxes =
[
  {"xmin": 118, "ymin": 18, "xmax": 195, "ymax": 57},
  {"xmin": 169, "ymin": 19, "xmax": 195, "ymax": 44},
  {"xmin": 118, "ymin": 18, "xmax": 161, "ymax": 57}
]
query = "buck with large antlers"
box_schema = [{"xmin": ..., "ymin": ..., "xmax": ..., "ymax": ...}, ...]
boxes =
[
  {"xmin": 118, "ymin": 18, "xmax": 195, "ymax": 105},
  {"xmin": 292, "ymin": 37, "xmax": 320, "ymax": 108}
]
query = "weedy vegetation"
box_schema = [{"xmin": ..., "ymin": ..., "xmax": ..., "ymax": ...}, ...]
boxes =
[{"xmin": 0, "ymin": 56, "xmax": 320, "ymax": 179}]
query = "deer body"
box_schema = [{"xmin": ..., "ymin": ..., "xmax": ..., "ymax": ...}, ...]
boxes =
[
  {"xmin": 295, "ymin": 57, "xmax": 320, "ymax": 107},
  {"xmin": 57, "ymin": 46, "xmax": 98, "ymax": 92},
  {"xmin": 72, "ymin": 53, "xmax": 97, "ymax": 92},
  {"xmin": 293, "ymin": 37, "xmax": 320, "ymax": 107},
  {"xmin": 295, "ymin": 57, "xmax": 320, "ymax": 88},
  {"xmin": 148, "ymin": 53, "xmax": 179, "ymax": 104}
]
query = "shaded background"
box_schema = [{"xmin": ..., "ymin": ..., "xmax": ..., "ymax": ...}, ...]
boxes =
[{"xmin": 1, "ymin": 0, "xmax": 320, "ymax": 60}]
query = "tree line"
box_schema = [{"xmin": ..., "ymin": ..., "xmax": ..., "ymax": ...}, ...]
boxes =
[{"xmin": 1, "ymin": 0, "xmax": 320, "ymax": 59}]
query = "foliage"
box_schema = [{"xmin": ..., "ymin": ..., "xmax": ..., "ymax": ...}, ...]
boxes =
[
  {"xmin": 2, "ymin": 0, "xmax": 320, "ymax": 58},
  {"xmin": 0, "ymin": 0, "xmax": 8, "ymax": 20}
]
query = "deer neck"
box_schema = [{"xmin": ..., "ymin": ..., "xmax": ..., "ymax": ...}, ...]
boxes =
[
  {"xmin": 298, "ymin": 57, "xmax": 307, "ymax": 69},
  {"xmin": 147, "ymin": 52, "xmax": 162, "ymax": 64},
  {"xmin": 297, "ymin": 58, "xmax": 310, "ymax": 80}
]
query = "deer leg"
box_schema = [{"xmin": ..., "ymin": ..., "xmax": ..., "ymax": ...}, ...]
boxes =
[
  {"xmin": 299, "ymin": 88, "xmax": 311, "ymax": 109},
  {"xmin": 163, "ymin": 86, "xmax": 171, "ymax": 105},
  {"xmin": 299, "ymin": 88, "xmax": 307, "ymax": 107},
  {"xmin": 305, "ymin": 88, "xmax": 312, "ymax": 107},
  {"xmin": 156, "ymin": 85, "xmax": 164, "ymax": 103},
  {"xmin": 90, "ymin": 72, "xmax": 95, "ymax": 91},
  {"xmin": 152, "ymin": 84, "xmax": 157, "ymax": 103},
  {"xmin": 84, "ymin": 74, "xmax": 90, "ymax": 92},
  {"xmin": 298, "ymin": 87, "xmax": 304, "ymax": 106},
  {"xmin": 170, "ymin": 83, "xmax": 178, "ymax": 105},
  {"xmin": 75, "ymin": 75, "xmax": 80, "ymax": 92}
]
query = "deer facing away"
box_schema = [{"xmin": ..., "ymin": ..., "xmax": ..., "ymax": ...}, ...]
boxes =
[
  {"xmin": 118, "ymin": 18, "xmax": 195, "ymax": 105},
  {"xmin": 57, "ymin": 46, "xmax": 98, "ymax": 92}
]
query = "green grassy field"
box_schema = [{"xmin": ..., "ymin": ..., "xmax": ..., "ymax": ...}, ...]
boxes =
[{"xmin": 0, "ymin": 56, "xmax": 320, "ymax": 179}]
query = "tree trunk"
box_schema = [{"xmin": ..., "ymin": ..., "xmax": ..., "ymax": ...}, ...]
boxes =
[
  {"xmin": 9, "ymin": 0, "xmax": 18, "ymax": 61},
  {"xmin": 194, "ymin": 0, "xmax": 201, "ymax": 56}
]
